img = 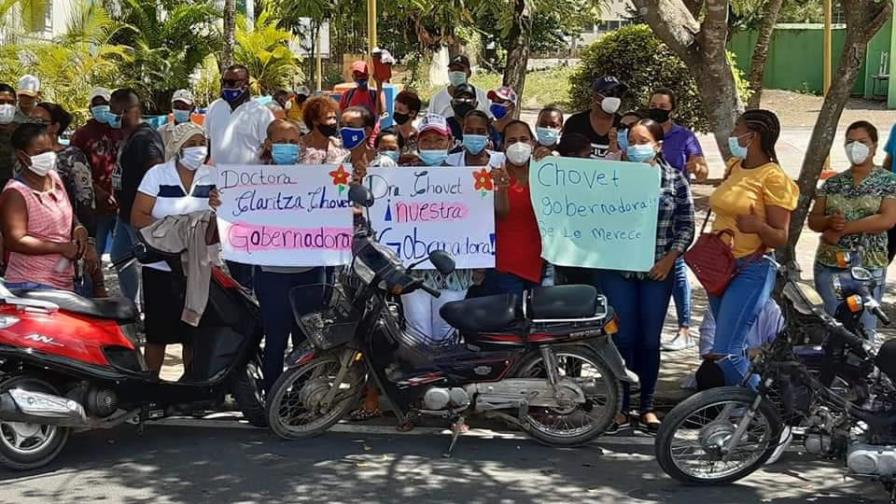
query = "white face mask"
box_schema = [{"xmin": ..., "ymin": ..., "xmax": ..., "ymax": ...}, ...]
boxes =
[
  {"xmin": 28, "ymin": 151, "xmax": 57, "ymax": 176},
  {"xmin": 0, "ymin": 104, "xmax": 14, "ymax": 125},
  {"xmin": 845, "ymin": 141, "xmax": 871, "ymax": 166},
  {"xmin": 179, "ymin": 146, "xmax": 208, "ymax": 171},
  {"xmin": 601, "ymin": 97, "xmax": 621, "ymax": 115},
  {"xmin": 506, "ymin": 142, "xmax": 533, "ymax": 166}
]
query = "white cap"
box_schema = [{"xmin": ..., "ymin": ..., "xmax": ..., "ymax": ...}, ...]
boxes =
[
  {"xmin": 89, "ymin": 87, "xmax": 112, "ymax": 103},
  {"xmin": 295, "ymin": 86, "xmax": 311, "ymax": 96},
  {"xmin": 17, "ymin": 74, "xmax": 40, "ymax": 97},
  {"xmin": 171, "ymin": 89, "xmax": 194, "ymax": 106}
]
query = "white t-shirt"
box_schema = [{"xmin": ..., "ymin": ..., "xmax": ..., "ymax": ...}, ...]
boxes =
[
  {"xmin": 427, "ymin": 86, "xmax": 491, "ymax": 119},
  {"xmin": 445, "ymin": 150, "xmax": 505, "ymax": 167},
  {"xmin": 137, "ymin": 160, "xmax": 216, "ymax": 271},
  {"xmin": 206, "ymin": 98, "xmax": 275, "ymax": 165}
]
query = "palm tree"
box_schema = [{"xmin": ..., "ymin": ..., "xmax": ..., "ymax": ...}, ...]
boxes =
[{"xmin": 234, "ymin": 9, "xmax": 303, "ymax": 95}]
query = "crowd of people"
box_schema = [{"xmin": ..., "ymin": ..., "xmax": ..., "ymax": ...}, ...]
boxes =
[{"xmin": 0, "ymin": 52, "xmax": 894, "ymax": 432}]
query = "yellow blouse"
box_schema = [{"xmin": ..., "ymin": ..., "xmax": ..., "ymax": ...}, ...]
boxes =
[{"xmin": 709, "ymin": 160, "xmax": 799, "ymax": 258}]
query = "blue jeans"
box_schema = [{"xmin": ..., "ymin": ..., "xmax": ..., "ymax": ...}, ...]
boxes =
[
  {"xmin": 254, "ymin": 267, "xmax": 328, "ymax": 392},
  {"xmin": 672, "ymin": 257, "xmax": 691, "ymax": 328},
  {"xmin": 814, "ymin": 262, "xmax": 884, "ymax": 334},
  {"xmin": 95, "ymin": 214, "xmax": 117, "ymax": 256},
  {"xmin": 227, "ymin": 261, "xmax": 255, "ymax": 290},
  {"xmin": 111, "ymin": 219, "xmax": 140, "ymax": 304},
  {"xmin": 598, "ymin": 269, "xmax": 674, "ymax": 412},
  {"xmin": 555, "ymin": 266, "xmax": 600, "ymax": 291},
  {"xmin": 709, "ymin": 256, "xmax": 777, "ymax": 388},
  {"xmin": 480, "ymin": 270, "xmax": 540, "ymax": 299}
]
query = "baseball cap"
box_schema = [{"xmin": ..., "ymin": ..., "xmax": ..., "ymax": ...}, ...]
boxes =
[
  {"xmin": 295, "ymin": 86, "xmax": 311, "ymax": 97},
  {"xmin": 89, "ymin": 86, "xmax": 112, "ymax": 102},
  {"xmin": 488, "ymin": 85, "xmax": 518, "ymax": 105},
  {"xmin": 350, "ymin": 61, "xmax": 369, "ymax": 75},
  {"xmin": 452, "ymin": 83, "xmax": 476, "ymax": 100},
  {"xmin": 592, "ymin": 76, "xmax": 627, "ymax": 97},
  {"xmin": 171, "ymin": 89, "xmax": 194, "ymax": 106},
  {"xmin": 418, "ymin": 114, "xmax": 450, "ymax": 137},
  {"xmin": 448, "ymin": 55, "xmax": 471, "ymax": 71},
  {"xmin": 17, "ymin": 74, "xmax": 40, "ymax": 97}
]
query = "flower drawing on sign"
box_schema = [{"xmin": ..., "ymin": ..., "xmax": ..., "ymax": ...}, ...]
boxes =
[
  {"xmin": 473, "ymin": 168, "xmax": 494, "ymax": 197},
  {"xmin": 329, "ymin": 164, "xmax": 350, "ymax": 194}
]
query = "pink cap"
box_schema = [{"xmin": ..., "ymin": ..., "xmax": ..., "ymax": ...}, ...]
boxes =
[
  {"xmin": 418, "ymin": 113, "xmax": 450, "ymax": 137},
  {"xmin": 350, "ymin": 61, "xmax": 369, "ymax": 75},
  {"xmin": 488, "ymin": 85, "xmax": 518, "ymax": 105}
]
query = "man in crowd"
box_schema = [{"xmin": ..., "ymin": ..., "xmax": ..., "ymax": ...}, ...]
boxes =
[
  {"xmin": 563, "ymin": 76, "xmax": 626, "ymax": 159},
  {"xmin": 427, "ymin": 55, "xmax": 490, "ymax": 119},
  {"xmin": 0, "ymin": 83, "xmax": 23, "ymax": 186},
  {"xmin": 72, "ymin": 87, "xmax": 121, "ymax": 260},
  {"xmin": 109, "ymin": 88, "xmax": 165, "ymax": 305},
  {"xmin": 15, "ymin": 74, "xmax": 40, "ymax": 120},
  {"xmin": 338, "ymin": 61, "xmax": 385, "ymax": 119},
  {"xmin": 205, "ymin": 64, "xmax": 275, "ymax": 288},
  {"xmin": 158, "ymin": 89, "xmax": 196, "ymax": 158}
]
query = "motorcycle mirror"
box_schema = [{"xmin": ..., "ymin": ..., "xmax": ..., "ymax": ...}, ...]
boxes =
[
  {"xmin": 428, "ymin": 250, "xmax": 456, "ymax": 276},
  {"xmin": 851, "ymin": 267, "xmax": 873, "ymax": 282},
  {"xmin": 348, "ymin": 183, "xmax": 375, "ymax": 208}
]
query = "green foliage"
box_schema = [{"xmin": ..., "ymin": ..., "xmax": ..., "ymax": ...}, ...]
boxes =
[
  {"xmin": 234, "ymin": 9, "xmax": 303, "ymax": 95},
  {"xmin": 568, "ymin": 25, "xmax": 750, "ymax": 133}
]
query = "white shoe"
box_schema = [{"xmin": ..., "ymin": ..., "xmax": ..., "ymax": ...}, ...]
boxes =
[
  {"xmin": 765, "ymin": 426, "xmax": 793, "ymax": 465},
  {"xmin": 662, "ymin": 332, "xmax": 695, "ymax": 351}
]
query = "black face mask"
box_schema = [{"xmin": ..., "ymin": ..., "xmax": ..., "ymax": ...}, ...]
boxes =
[
  {"xmin": 393, "ymin": 112, "xmax": 411, "ymax": 125},
  {"xmin": 452, "ymin": 102, "xmax": 475, "ymax": 119},
  {"xmin": 647, "ymin": 108, "xmax": 671, "ymax": 123},
  {"xmin": 318, "ymin": 123, "xmax": 338, "ymax": 137}
]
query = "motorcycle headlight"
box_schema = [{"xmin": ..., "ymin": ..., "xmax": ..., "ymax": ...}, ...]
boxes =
[{"xmin": 352, "ymin": 257, "xmax": 376, "ymax": 285}]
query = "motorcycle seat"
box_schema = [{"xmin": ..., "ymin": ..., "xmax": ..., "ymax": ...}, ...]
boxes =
[
  {"xmin": 12, "ymin": 289, "xmax": 138, "ymax": 322},
  {"xmin": 440, "ymin": 293, "xmax": 519, "ymax": 333},
  {"xmin": 527, "ymin": 285, "xmax": 599, "ymax": 319}
]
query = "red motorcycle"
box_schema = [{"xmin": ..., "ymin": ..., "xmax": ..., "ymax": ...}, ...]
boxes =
[{"xmin": 0, "ymin": 243, "xmax": 265, "ymax": 470}]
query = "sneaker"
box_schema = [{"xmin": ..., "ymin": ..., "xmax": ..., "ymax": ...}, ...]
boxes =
[
  {"xmin": 765, "ymin": 426, "xmax": 793, "ymax": 465},
  {"xmin": 662, "ymin": 330, "xmax": 695, "ymax": 351}
]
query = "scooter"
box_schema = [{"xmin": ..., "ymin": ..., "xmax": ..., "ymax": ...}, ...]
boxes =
[
  {"xmin": 265, "ymin": 185, "xmax": 635, "ymax": 454},
  {"xmin": 0, "ymin": 241, "xmax": 265, "ymax": 470}
]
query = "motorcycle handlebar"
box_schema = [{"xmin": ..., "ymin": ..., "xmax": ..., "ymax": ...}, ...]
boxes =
[
  {"xmin": 832, "ymin": 324, "xmax": 869, "ymax": 358},
  {"xmin": 872, "ymin": 306, "xmax": 891, "ymax": 326}
]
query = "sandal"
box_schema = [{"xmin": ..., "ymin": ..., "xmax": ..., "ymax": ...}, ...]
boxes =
[
  {"xmin": 639, "ymin": 412, "xmax": 661, "ymax": 433},
  {"xmin": 396, "ymin": 419, "xmax": 416, "ymax": 432},
  {"xmin": 605, "ymin": 413, "xmax": 631, "ymax": 435},
  {"xmin": 348, "ymin": 408, "xmax": 382, "ymax": 422}
]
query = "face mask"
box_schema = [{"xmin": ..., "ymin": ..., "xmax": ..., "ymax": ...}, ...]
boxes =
[
  {"xmin": 617, "ymin": 128, "xmax": 629, "ymax": 154},
  {"xmin": 846, "ymin": 141, "xmax": 871, "ymax": 166},
  {"xmin": 506, "ymin": 142, "xmax": 533, "ymax": 166},
  {"xmin": 317, "ymin": 123, "xmax": 338, "ymax": 138},
  {"xmin": 648, "ymin": 108, "xmax": 671, "ymax": 123},
  {"xmin": 452, "ymin": 102, "xmax": 474, "ymax": 119},
  {"xmin": 356, "ymin": 79, "xmax": 368, "ymax": 89},
  {"xmin": 173, "ymin": 109, "xmax": 192, "ymax": 124},
  {"xmin": 340, "ymin": 127, "xmax": 368, "ymax": 150},
  {"xmin": 490, "ymin": 103, "xmax": 510, "ymax": 120},
  {"xmin": 271, "ymin": 143, "xmax": 300, "ymax": 165},
  {"xmin": 463, "ymin": 134, "xmax": 488, "ymax": 155},
  {"xmin": 627, "ymin": 144, "xmax": 657, "ymax": 163},
  {"xmin": 179, "ymin": 146, "xmax": 207, "ymax": 171},
  {"xmin": 27, "ymin": 151, "xmax": 57, "ymax": 176},
  {"xmin": 0, "ymin": 104, "xmax": 15, "ymax": 125},
  {"xmin": 393, "ymin": 112, "xmax": 411, "ymax": 126},
  {"xmin": 108, "ymin": 113, "xmax": 123, "ymax": 129},
  {"xmin": 448, "ymin": 71, "xmax": 467, "ymax": 87},
  {"xmin": 221, "ymin": 87, "xmax": 245, "ymax": 103},
  {"xmin": 728, "ymin": 134, "xmax": 751, "ymax": 160},
  {"xmin": 419, "ymin": 149, "xmax": 448, "ymax": 166},
  {"xmin": 381, "ymin": 150, "xmax": 400, "ymax": 163},
  {"xmin": 536, "ymin": 127, "xmax": 561, "ymax": 147},
  {"xmin": 90, "ymin": 105, "xmax": 110, "ymax": 124},
  {"xmin": 601, "ymin": 97, "xmax": 621, "ymax": 115}
]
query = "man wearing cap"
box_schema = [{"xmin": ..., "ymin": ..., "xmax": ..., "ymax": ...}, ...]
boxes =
[
  {"xmin": 428, "ymin": 55, "xmax": 490, "ymax": 119},
  {"xmin": 72, "ymin": 86, "xmax": 123, "ymax": 258},
  {"xmin": 0, "ymin": 82, "xmax": 20, "ymax": 186},
  {"xmin": 488, "ymin": 85, "xmax": 518, "ymax": 150},
  {"xmin": 158, "ymin": 89, "xmax": 196, "ymax": 159},
  {"xmin": 562, "ymin": 76, "xmax": 627, "ymax": 159},
  {"xmin": 15, "ymin": 74, "xmax": 40, "ymax": 119},
  {"xmin": 445, "ymin": 83, "xmax": 480, "ymax": 142},
  {"xmin": 339, "ymin": 61, "xmax": 384, "ymax": 118}
]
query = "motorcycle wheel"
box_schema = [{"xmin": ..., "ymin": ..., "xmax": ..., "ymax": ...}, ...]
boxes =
[
  {"xmin": 0, "ymin": 376, "xmax": 71, "ymax": 471},
  {"xmin": 655, "ymin": 386, "xmax": 782, "ymax": 485},
  {"xmin": 265, "ymin": 352, "xmax": 363, "ymax": 440},
  {"xmin": 513, "ymin": 345, "xmax": 621, "ymax": 446},
  {"xmin": 232, "ymin": 357, "xmax": 267, "ymax": 428}
]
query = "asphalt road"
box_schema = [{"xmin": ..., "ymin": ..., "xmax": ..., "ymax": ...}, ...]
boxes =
[{"xmin": 0, "ymin": 422, "xmax": 885, "ymax": 504}]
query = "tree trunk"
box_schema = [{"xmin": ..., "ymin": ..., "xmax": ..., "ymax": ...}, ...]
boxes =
[
  {"xmin": 221, "ymin": 0, "xmax": 236, "ymax": 70},
  {"xmin": 502, "ymin": 0, "xmax": 532, "ymax": 119},
  {"xmin": 746, "ymin": 0, "xmax": 785, "ymax": 109},
  {"xmin": 782, "ymin": 0, "xmax": 893, "ymax": 262}
]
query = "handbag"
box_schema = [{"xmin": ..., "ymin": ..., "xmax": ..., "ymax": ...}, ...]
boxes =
[{"xmin": 684, "ymin": 210, "xmax": 738, "ymax": 296}]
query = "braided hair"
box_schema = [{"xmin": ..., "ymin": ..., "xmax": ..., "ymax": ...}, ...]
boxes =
[{"xmin": 741, "ymin": 109, "xmax": 781, "ymax": 163}]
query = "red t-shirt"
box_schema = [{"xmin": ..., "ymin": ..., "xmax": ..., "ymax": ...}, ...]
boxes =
[
  {"xmin": 496, "ymin": 179, "xmax": 543, "ymax": 283},
  {"xmin": 70, "ymin": 119, "xmax": 122, "ymax": 215}
]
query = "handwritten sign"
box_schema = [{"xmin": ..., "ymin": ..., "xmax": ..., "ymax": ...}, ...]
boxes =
[
  {"xmin": 530, "ymin": 156, "xmax": 660, "ymax": 272},
  {"xmin": 365, "ymin": 166, "xmax": 496, "ymax": 269},
  {"xmin": 216, "ymin": 164, "xmax": 354, "ymax": 266}
]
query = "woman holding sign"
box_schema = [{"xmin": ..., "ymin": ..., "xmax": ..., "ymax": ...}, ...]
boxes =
[{"xmin": 598, "ymin": 119, "xmax": 694, "ymax": 433}]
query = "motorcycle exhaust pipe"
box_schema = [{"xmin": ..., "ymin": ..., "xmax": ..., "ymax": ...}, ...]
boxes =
[{"xmin": 0, "ymin": 389, "xmax": 88, "ymax": 427}]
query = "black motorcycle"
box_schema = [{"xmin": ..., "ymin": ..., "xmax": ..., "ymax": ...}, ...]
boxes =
[
  {"xmin": 654, "ymin": 261, "xmax": 896, "ymax": 502},
  {"xmin": 264, "ymin": 185, "xmax": 634, "ymax": 453}
]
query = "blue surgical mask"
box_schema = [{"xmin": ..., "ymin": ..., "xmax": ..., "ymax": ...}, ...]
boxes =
[
  {"xmin": 271, "ymin": 143, "xmax": 300, "ymax": 165},
  {"xmin": 340, "ymin": 127, "xmax": 368, "ymax": 150},
  {"xmin": 617, "ymin": 128, "xmax": 629, "ymax": 154},
  {"xmin": 728, "ymin": 134, "xmax": 751, "ymax": 160},
  {"xmin": 536, "ymin": 127, "xmax": 561, "ymax": 147},
  {"xmin": 626, "ymin": 144, "xmax": 657, "ymax": 163},
  {"xmin": 419, "ymin": 149, "xmax": 448, "ymax": 166},
  {"xmin": 222, "ymin": 87, "xmax": 245, "ymax": 103},
  {"xmin": 381, "ymin": 150, "xmax": 400, "ymax": 163},
  {"xmin": 108, "ymin": 113, "xmax": 122, "ymax": 129},
  {"xmin": 448, "ymin": 71, "xmax": 467, "ymax": 87},
  {"xmin": 463, "ymin": 134, "xmax": 488, "ymax": 155},
  {"xmin": 173, "ymin": 109, "xmax": 192, "ymax": 124},
  {"xmin": 356, "ymin": 79, "xmax": 368, "ymax": 89},
  {"xmin": 91, "ymin": 105, "xmax": 111, "ymax": 124},
  {"xmin": 490, "ymin": 103, "xmax": 510, "ymax": 120}
]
